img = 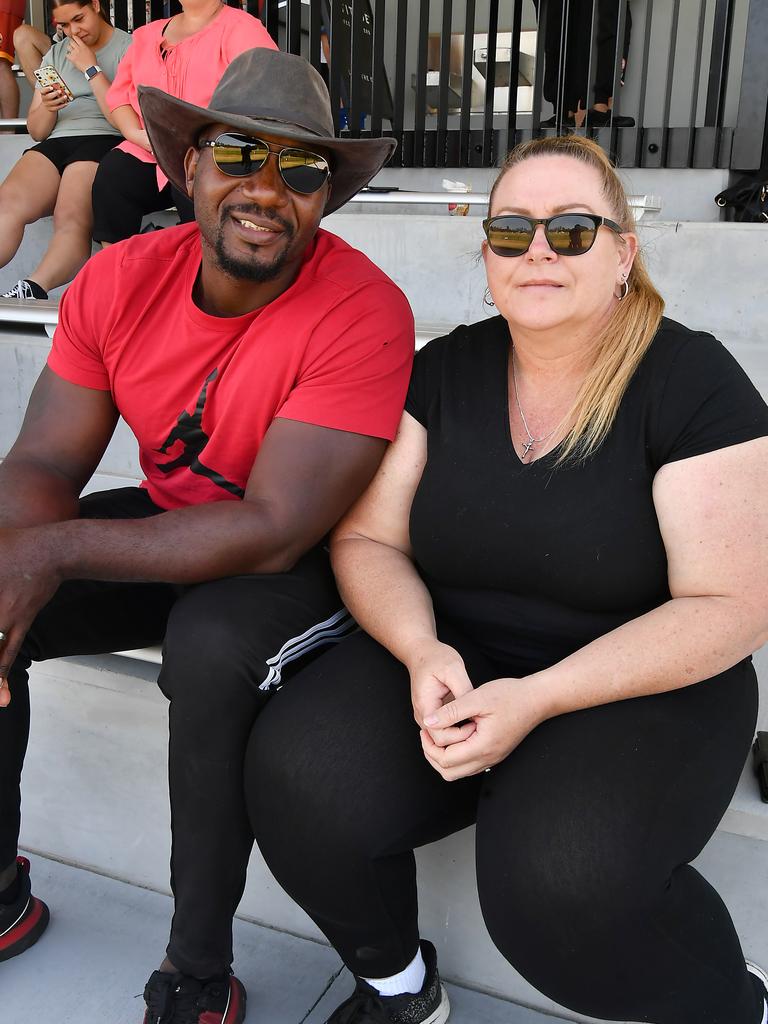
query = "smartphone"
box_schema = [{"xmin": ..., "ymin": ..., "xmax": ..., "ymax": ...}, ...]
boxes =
[{"xmin": 34, "ymin": 65, "xmax": 75, "ymax": 103}]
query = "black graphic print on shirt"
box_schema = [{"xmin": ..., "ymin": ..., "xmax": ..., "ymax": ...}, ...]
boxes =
[{"xmin": 153, "ymin": 368, "xmax": 245, "ymax": 497}]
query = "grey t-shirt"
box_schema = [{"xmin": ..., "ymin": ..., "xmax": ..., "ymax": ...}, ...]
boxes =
[{"xmin": 41, "ymin": 27, "xmax": 132, "ymax": 139}]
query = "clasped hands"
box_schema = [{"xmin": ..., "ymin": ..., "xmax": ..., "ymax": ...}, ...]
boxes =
[
  {"xmin": 406, "ymin": 637, "xmax": 547, "ymax": 781},
  {"xmin": 0, "ymin": 528, "xmax": 62, "ymax": 707}
]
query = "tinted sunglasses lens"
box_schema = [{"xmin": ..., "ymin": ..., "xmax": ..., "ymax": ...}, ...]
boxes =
[
  {"xmin": 546, "ymin": 214, "xmax": 598, "ymax": 254},
  {"xmin": 278, "ymin": 149, "xmax": 330, "ymax": 194},
  {"xmin": 486, "ymin": 217, "xmax": 534, "ymax": 256},
  {"xmin": 211, "ymin": 135, "xmax": 268, "ymax": 177}
]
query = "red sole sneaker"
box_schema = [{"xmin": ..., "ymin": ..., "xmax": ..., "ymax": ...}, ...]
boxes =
[
  {"xmin": 199, "ymin": 976, "xmax": 246, "ymax": 1024},
  {"xmin": 0, "ymin": 894, "xmax": 51, "ymax": 962}
]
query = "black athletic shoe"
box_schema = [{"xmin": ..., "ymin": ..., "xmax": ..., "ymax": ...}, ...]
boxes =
[
  {"xmin": 142, "ymin": 969, "xmax": 247, "ymax": 1024},
  {"xmin": 0, "ymin": 856, "xmax": 50, "ymax": 962},
  {"xmin": 325, "ymin": 941, "xmax": 450, "ymax": 1023},
  {"xmin": 747, "ymin": 961, "xmax": 768, "ymax": 1019},
  {"xmin": 585, "ymin": 109, "xmax": 635, "ymax": 128},
  {"xmin": 143, "ymin": 971, "xmax": 177, "ymax": 1024},
  {"xmin": 539, "ymin": 114, "xmax": 576, "ymax": 130},
  {"xmin": 1, "ymin": 279, "xmax": 49, "ymax": 300}
]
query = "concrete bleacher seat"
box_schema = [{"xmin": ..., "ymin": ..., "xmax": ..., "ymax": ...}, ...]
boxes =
[{"xmin": 1, "ymin": 210, "xmax": 767, "ymax": 1019}]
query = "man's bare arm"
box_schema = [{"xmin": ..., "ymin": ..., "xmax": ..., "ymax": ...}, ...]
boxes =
[
  {"xmin": 44, "ymin": 416, "xmax": 388, "ymax": 581},
  {"xmin": 0, "ymin": 405, "xmax": 387, "ymax": 688},
  {"xmin": 0, "ymin": 367, "xmax": 119, "ymax": 528}
]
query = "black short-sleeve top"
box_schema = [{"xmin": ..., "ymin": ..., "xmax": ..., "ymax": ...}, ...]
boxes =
[{"xmin": 405, "ymin": 316, "xmax": 768, "ymax": 675}]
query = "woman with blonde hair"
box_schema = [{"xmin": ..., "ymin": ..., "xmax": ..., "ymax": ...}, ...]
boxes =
[{"xmin": 245, "ymin": 135, "xmax": 768, "ymax": 1024}]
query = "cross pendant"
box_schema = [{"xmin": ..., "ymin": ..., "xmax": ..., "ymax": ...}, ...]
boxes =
[{"xmin": 521, "ymin": 438, "xmax": 535, "ymax": 459}]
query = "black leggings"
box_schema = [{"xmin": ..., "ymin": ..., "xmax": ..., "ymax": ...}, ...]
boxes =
[
  {"xmin": 246, "ymin": 628, "xmax": 763, "ymax": 1023},
  {"xmin": 0, "ymin": 488, "xmax": 348, "ymax": 978},
  {"xmin": 91, "ymin": 148, "xmax": 195, "ymax": 243}
]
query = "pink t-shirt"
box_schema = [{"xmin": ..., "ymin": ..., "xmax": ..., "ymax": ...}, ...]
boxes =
[{"xmin": 107, "ymin": 6, "xmax": 277, "ymax": 189}]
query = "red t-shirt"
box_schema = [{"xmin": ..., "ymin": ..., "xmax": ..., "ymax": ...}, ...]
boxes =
[{"xmin": 48, "ymin": 224, "xmax": 414, "ymax": 510}]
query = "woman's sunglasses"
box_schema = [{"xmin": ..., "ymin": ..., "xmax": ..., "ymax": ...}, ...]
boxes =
[
  {"xmin": 483, "ymin": 213, "xmax": 624, "ymax": 257},
  {"xmin": 199, "ymin": 133, "xmax": 331, "ymax": 196}
]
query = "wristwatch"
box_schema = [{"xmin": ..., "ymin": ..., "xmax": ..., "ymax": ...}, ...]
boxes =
[{"xmin": 83, "ymin": 65, "xmax": 102, "ymax": 82}]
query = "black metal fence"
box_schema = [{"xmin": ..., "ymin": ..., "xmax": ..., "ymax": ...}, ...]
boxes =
[{"xmin": 113, "ymin": 0, "xmax": 768, "ymax": 171}]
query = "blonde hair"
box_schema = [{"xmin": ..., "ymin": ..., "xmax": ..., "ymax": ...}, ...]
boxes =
[{"xmin": 489, "ymin": 135, "xmax": 664, "ymax": 462}]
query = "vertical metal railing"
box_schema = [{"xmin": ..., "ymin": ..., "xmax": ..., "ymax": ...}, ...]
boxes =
[{"xmin": 111, "ymin": 0, "xmax": 767, "ymax": 173}]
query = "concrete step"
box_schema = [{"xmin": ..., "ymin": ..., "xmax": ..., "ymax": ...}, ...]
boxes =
[
  {"xmin": 16, "ymin": 651, "xmax": 768, "ymax": 1021},
  {"xmin": 2, "ymin": 853, "xmax": 565, "ymax": 1024}
]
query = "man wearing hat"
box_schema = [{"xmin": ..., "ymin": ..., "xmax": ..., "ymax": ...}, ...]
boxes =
[{"xmin": 0, "ymin": 48, "xmax": 413, "ymax": 1023}]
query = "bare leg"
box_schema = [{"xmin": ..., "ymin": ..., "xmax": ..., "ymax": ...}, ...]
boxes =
[
  {"xmin": 12, "ymin": 24, "xmax": 52, "ymax": 89},
  {"xmin": 0, "ymin": 151, "xmax": 59, "ymax": 272},
  {"xmin": 0, "ymin": 57, "xmax": 20, "ymax": 119},
  {"xmin": 29, "ymin": 160, "xmax": 99, "ymax": 291}
]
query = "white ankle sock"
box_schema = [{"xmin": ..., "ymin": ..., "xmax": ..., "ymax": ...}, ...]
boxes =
[{"xmin": 363, "ymin": 946, "xmax": 426, "ymax": 996}]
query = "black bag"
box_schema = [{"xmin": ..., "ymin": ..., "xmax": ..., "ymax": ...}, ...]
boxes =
[{"xmin": 715, "ymin": 172, "xmax": 768, "ymax": 222}]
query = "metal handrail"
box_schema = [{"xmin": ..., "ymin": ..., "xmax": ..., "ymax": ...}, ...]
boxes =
[
  {"xmin": 352, "ymin": 191, "xmax": 663, "ymax": 218},
  {"xmin": 0, "ymin": 301, "xmax": 455, "ymax": 344},
  {"xmin": 0, "ymin": 298, "xmax": 59, "ymax": 327}
]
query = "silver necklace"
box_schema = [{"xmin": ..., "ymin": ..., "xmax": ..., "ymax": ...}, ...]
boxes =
[{"xmin": 510, "ymin": 345, "xmax": 562, "ymax": 461}]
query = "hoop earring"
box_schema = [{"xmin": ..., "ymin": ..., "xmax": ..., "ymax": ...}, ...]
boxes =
[
  {"xmin": 618, "ymin": 276, "xmax": 629, "ymax": 300},
  {"xmin": 483, "ymin": 287, "xmax": 495, "ymax": 307}
]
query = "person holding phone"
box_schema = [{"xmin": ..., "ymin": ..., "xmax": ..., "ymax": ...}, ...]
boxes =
[
  {"xmin": 0, "ymin": 0, "xmax": 130, "ymax": 300},
  {"xmin": 91, "ymin": 0, "xmax": 276, "ymax": 246}
]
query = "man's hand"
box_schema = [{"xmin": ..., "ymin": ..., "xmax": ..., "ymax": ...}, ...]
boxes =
[
  {"xmin": 0, "ymin": 528, "xmax": 62, "ymax": 706},
  {"xmin": 405, "ymin": 637, "xmax": 476, "ymax": 747},
  {"xmin": 66, "ymin": 35, "xmax": 97, "ymax": 74},
  {"xmin": 419, "ymin": 676, "xmax": 550, "ymax": 781}
]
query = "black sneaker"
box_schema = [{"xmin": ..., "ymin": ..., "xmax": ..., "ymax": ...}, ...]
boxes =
[
  {"xmin": 585, "ymin": 109, "xmax": 635, "ymax": 128},
  {"xmin": 142, "ymin": 969, "xmax": 247, "ymax": 1024},
  {"xmin": 143, "ymin": 970, "xmax": 177, "ymax": 1024},
  {"xmin": 539, "ymin": 114, "xmax": 576, "ymax": 130},
  {"xmin": 1, "ymin": 279, "xmax": 49, "ymax": 300},
  {"xmin": 325, "ymin": 941, "xmax": 449, "ymax": 1023},
  {"xmin": 747, "ymin": 961, "xmax": 768, "ymax": 1019},
  {"xmin": 0, "ymin": 856, "xmax": 50, "ymax": 962}
]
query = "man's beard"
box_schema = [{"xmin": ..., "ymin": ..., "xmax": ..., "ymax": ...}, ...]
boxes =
[{"xmin": 212, "ymin": 205, "xmax": 296, "ymax": 282}]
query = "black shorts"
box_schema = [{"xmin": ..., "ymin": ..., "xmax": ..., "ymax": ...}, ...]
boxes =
[
  {"xmin": 91, "ymin": 147, "xmax": 195, "ymax": 244},
  {"xmin": 26, "ymin": 134, "xmax": 120, "ymax": 176}
]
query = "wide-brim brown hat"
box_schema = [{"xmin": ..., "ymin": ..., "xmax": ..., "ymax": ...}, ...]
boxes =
[{"xmin": 138, "ymin": 47, "xmax": 396, "ymax": 216}]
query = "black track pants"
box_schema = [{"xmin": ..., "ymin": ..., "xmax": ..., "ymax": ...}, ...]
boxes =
[
  {"xmin": 246, "ymin": 628, "xmax": 763, "ymax": 1024},
  {"xmin": 0, "ymin": 487, "xmax": 349, "ymax": 977}
]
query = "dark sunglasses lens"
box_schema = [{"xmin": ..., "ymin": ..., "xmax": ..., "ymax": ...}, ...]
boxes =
[
  {"xmin": 279, "ymin": 149, "xmax": 330, "ymax": 194},
  {"xmin": 211, "ymin": 135, "xmax": 269, "ymax": 177},
  {"xmin": 545, "ymin": 214, "xmax": 598, "ymax": 254},
  {"xmin": 486, "ymin": 217, "xmax": 534, "ymax": 256}
]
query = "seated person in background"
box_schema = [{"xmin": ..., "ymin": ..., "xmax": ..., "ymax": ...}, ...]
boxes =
[
  {"xmin": 12, "ymin": 20, "xmax": 65, "ymax": 90},
  {"xmin": 0, "ymin": 0, "xmax": 25, "ymax": 120},
  {"xmin": 244, "ymin": 135, "xmax": 768, "ymax": 1024},
  {"xmin": 0, "ymin": 0, "xmax": 24, "ymax": 119},
  {"xmin": 535, "ymin": 0, "xmax": 634, "ymax": 128},
  {"xmin": 0, "ymin": 48, "xmax": 413, "ymax": 1024},
  {"xmin": 0, "ymin": 0, "xmax": 130, "ymax": 300},
  {"xmin": 92, "ymin": 0, "xmax": 276, "ymax": 246}
]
